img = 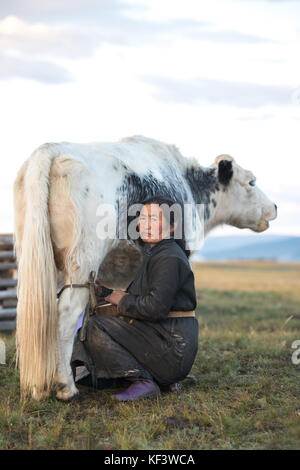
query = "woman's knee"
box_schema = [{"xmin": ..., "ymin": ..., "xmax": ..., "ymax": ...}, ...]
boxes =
[{"xmin": 86, "ymin": 318, "xmax": 111, "ymax": 346}]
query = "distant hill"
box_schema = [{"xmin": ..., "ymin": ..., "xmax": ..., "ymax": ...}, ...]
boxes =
[{"xmin": 191, "ymin": 235, "xmax": 300, "ymax": 262}]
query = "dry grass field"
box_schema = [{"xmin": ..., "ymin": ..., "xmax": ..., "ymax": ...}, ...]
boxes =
[{"xmin": 0, "ymin": 260, "xmax": 300, "ymax": 450}]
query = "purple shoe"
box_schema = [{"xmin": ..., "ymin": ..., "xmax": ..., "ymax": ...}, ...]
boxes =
[{"xmin": 113, "ymin": 378, "xmax": 161, "ymax": 401}]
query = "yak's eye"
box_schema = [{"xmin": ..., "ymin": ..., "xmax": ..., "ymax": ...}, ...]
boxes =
[{"xmin": 249, "ymin": 180, "xmax": 256, "ymax": 187}]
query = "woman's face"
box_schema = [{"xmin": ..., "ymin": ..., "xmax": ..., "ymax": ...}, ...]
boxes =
[{"xmin": 138, "ymin": 203, "xmax": 175, "ymax": 246}]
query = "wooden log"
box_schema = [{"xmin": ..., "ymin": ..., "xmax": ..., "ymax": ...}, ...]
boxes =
[
  {"xmin": 0, "ymin": 263, "xmax": 17, "ymax": 271},
  {"xmin": 0, "ymin": 236, "xmax": 13, "ymax": 251},
  {"xmin": 0, "ymin": 321, "xmax": 16, "ymax": 331},
  {"xmin": 0, "ymin": 289, "xmax": 17, "ymax": 300},
  {"xmin": 2, "ymin": 299, "xmax": 18, "ymax": 308},
  {"xmin": 0, "ymin": 279, "xmax": 17, "ymax": 288},
  {"xmin": 0, "ymin": 308, "xmax": 17, "ymax": 320},
  {"xmin": 0, "ymin": 251, "xmax": 15, "ymax": 260},
  {"xmin": 0, "ymin": 270, "xmax": 17, "ymax": 279},
  {"xmin": 0, "ymin": 237, "xmax": 13, "ymax": 245}
]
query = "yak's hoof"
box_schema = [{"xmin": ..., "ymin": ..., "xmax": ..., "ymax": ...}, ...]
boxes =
[
  {"xmin": 56, "ymin": 392, "xmax": 81, "ymax": 403},
  {"xmin": 56, "ymin": 381, "xmax": 80, "ymax": 402}
]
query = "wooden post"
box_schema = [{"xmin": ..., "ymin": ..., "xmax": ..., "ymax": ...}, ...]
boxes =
[{"xmin": 0, "ymin": 234, "xmax": 17, "ymax": 332}]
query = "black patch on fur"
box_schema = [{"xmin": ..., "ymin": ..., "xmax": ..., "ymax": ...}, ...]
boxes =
[
  {"xmin": 185, "ymin": 167, "xmax": 219, "ymax": 204},
  {"xmin": 118, "ymin": 169, "xmax": 188, "ymax": 209},
  {"xmin": 185, "ymin": 167, "xmax": 219, "ymax": 220},
  {"xmin": 116, "ymin": 167, "xmax": 189, "ymax": 241},
  {"xmin": 212, "ymin": 198, "xmax": 217, "ymax": 207},
  {"xmin": 218, "ymin": 160, "xmax": 233, "ymax": 186}
]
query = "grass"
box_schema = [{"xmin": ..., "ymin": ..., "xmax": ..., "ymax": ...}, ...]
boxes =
[{"xmin": 0, "ymin": 260, "xmax": 300, "ymax": 449}]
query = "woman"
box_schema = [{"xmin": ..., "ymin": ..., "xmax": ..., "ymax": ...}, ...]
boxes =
[{"xmin": 71, "ymin": 196, "xmax": 199, "ymax": 401}]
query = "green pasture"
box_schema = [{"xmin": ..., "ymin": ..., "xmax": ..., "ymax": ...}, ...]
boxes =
[{"xmin": 0, "ymin": 261, "xmax": 299, "ymax": 449}]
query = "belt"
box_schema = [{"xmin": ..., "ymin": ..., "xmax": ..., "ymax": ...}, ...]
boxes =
[
  {"xmin": 168, "ymin": 310, "xmax": 195, "ymax": 318},
  {"xmin": 94, "ymin": 303, "xmax": 195, "ymax": 318}
]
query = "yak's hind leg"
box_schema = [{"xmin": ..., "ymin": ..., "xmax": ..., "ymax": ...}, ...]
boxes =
[
  {"xmin": 55, "ymin": 287, "xmax": 89, "ymax": 401},
  {"xmin": 49, "ymin": 155, "xmax": 107, "ymax": 400}
]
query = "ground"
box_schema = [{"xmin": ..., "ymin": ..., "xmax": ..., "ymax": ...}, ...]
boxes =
[{"xmin": 0, "ymin": 261, "xmax": 299, "ymax": 450}]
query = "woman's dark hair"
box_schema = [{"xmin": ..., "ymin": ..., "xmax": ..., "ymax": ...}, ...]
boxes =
[{"xmin": 137, "ymin": 195, "xmax": 190, "ymax": 259}]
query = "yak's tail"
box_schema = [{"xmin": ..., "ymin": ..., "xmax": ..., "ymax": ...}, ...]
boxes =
[{"xmin": 14, "ymin": 144, "xmax": 58, "ymax": 400}]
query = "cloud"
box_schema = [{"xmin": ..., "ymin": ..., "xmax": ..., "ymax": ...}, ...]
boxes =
[
  {"xmin": 0, "ymin": 53, "xmax": 72, "ymax": 83},
  {"xmin": 0, "ymin": 0, "xmax": 136, "ymax": 26},
  {"xmin": 0, "ymin": 1, "xmax": 281, "ymax": 84},
  {"xmin": 0, "ymin": 1, "xmax": 274, "ymax": 50},
  {"xmin": 143, "ymin": 76, "xmax": 295, "ymax": 108},
  {"xmin": 0, "ymin": 13, "xmax": 272, "ymax": 60},
  {"xmin": 0, "ymin": 15, "xmax": 105, "ymax": 59},
  {"xmin": 175, "ymin": 25, "xmax": 274, "ymax": 44},
  {"xmin": 237, "ymin": 113, "xmax": 275, "ymax": 121}
]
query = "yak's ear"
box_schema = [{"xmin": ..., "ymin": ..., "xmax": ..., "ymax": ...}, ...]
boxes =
[{"xmin": 218, "ymin": 159, "xmax": 233, "ymax": 186}]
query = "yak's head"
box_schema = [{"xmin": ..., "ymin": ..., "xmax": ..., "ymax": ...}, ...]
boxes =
[{"xmin": 213, "ymin": 154, "xmax": 277, "ymax": 232}]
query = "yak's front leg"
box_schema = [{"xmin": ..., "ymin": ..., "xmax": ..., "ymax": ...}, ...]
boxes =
[{"xmin": 55, "ymin": 287, "xmax": 89, "ymax": 401}]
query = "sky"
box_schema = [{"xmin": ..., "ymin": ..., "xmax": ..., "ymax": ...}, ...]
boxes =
[{"xmin": 0, "ymin": 0, "xmax": 299, "ymax": 239}]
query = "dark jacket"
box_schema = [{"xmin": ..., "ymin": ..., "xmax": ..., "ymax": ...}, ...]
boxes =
[
  {"xmin": 117, "ymin": 238, "xmax": 197, "ymax": 321},
  {"xmin": 71, "ymin": 238, "xmax": 199, "ymax": 386}
]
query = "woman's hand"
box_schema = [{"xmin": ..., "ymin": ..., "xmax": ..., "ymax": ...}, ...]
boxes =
[{"xmin": 105, "ymin": 290, "xmax": 128, "ymax": 306}]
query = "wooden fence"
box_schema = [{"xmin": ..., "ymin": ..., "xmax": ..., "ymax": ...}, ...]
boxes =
[{"xmin": 0, "ymin": 234, "xmax": 17, "ymax": 331}]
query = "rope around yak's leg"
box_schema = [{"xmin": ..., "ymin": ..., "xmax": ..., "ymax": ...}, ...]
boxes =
[{"xmin": 78, "ymin": 271, "xmax": 98, "ymax": 389}]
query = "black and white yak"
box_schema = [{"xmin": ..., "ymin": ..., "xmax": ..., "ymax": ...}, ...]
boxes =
[{"xmin": 13, "ymin": 135, "xmax": 277, "ymax": 400}]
